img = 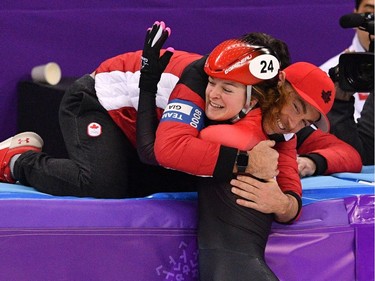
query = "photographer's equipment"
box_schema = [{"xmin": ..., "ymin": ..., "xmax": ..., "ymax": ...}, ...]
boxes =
[
  {"xmin": 329, "ymin": 13, "xmax": 374, "ymax": 92},
  {"xmin": 329, "ymin": 53, "xmax": 374, "ymax": 92},
  {"xmin": 340, "ymin": 13, "xmax": 374, "ymax": 35}
]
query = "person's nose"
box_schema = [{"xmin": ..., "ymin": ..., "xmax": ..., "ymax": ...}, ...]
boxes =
[{"xmin": 209, "ymin": 86, "xmax": 221, "ymax": 99}]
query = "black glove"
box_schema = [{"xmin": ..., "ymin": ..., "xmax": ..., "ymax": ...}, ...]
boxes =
[
  {"xmin": 137, "ymin": 21, "xmax": 173, "ymax": 165},
  {"xmin": 139, "ymin": 21, "xmax": 174, "ymax": 93}
]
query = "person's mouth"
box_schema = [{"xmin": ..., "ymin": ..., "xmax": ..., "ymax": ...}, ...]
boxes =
[
  {"xmin": 277, "ymin": 118, "xmax": 286, "ymax": 130},
  {"xmin": 209, "ymin": 101, "xmax": 224, "ymax": 109}
]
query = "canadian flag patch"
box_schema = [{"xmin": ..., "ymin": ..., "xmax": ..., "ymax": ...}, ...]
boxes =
[
  {"xmin": 87, "ymin": 122, "xmax": 102, "ymax": 137},
  {"xmin": 358, "ymin": 92, "xmax": 369, "ymax": 101}
]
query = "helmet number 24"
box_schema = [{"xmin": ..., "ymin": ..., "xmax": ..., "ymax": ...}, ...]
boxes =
[{"xmin": 249, "ymin": 54, "xmax": 280, "ymax": 80}]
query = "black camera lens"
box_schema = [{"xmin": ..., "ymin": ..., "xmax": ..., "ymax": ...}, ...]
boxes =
[{"xmin": 339, "ymin": 53, "xmax": 374, "ymax": 92}]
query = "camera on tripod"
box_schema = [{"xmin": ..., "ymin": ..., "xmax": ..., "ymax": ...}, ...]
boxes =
[{"xmin": 328, "ymin": 12, "xmax": 374, "ymax": 92}]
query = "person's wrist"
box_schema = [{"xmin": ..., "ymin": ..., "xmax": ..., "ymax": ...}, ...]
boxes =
[
  {"xmin": 274, "ymin": 194, "xmax": 296, "ymax": 222},
  {"xmin": 244, "ymin": 151, "xmax": 253, "ymax": 174},
  {"xmin": 302, "ymin": 153, "xmax": 326, "ymax": 176},
  {"xmin": 236, "ymin": 150, "xmax": 248, "ymax": 174}
]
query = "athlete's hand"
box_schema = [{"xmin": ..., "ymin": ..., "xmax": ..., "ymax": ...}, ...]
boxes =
[
  {"xmin": 297, "ymin": 156, "xmax": 316, "ymax": 178},
  {"xmin": 245, "ymin": 140, "xmax": 279, "ymax": 180},
  {"xmin": 231, "ymin": 176, "xmax": 299, "ymax": 223},
  {"xmin": 139, "ymin": 21, "xmax": 174, "ymax": 93}
]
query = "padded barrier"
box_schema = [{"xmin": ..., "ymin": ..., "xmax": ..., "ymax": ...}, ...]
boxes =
[{"xmin": 0, "ymin": 167, "xmax": 373, "ymax": 280}]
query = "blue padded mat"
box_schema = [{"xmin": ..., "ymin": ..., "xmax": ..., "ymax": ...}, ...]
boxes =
[
  {"xmin": 149, "ymin": 167, "xmax": 375, "ymax": 206},
  {"xmin": 301, "ymin": 166, "xmax": 374, "ymax": 204},
  {"xmin": 0, "ymin": 182, "xmax": 91, "ymax": 200},
  {"xmin": 332, "ymin": 165, "xmax": 375, "ymax": 183},
  {"xmin": 0, "ymin": 166, "xmax": 373, "ymax": 205}
]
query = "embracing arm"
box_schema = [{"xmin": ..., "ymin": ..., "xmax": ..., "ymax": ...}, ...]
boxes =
[
  {"xmin": 231, "ymin": 176, "xmax": 300, "ymax": 223},
  {"xmin": 155, "ymin": 89, "xmax": 279, "ymax": 181},
  {"xmin": 231, "ymin": 137, "xmax": 302, "ymax": 223},
  {"xmin": 296, "ymin": 125, "xmax": 362, "ymax": 177},
  {"xmin": 199, "ymin": 110, "xmax": 280, "ymax": 179},
  {"xmin": 136, "ymin": 21, "xmax": 174, "ymax": 165}
]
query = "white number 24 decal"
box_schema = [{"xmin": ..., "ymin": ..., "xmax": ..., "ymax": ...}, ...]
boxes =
[{"xmin": 249, "ymin": 54, "xmax": 280, "ymax": 79}]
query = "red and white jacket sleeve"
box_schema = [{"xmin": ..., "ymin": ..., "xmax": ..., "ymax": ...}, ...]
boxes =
[{"xmin": 154, "ymin": 81, "xmax": 225, "ymax": 177}]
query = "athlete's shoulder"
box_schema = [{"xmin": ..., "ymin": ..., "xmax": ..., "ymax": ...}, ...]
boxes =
[
  {"xmin": 95, "ymin": 50, "xmax": 143, "ymax": 73},
  {"xmin": 166, "ymin": 51, "xmax": 203, "ymax": 76}
]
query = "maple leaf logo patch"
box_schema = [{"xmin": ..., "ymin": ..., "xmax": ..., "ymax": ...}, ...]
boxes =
[
  {"xmin": 321, "ymin": 90, "xmax": 332, "ymax": 104},
  {"xmin": 87, "ymin": 122, "xmax": 102, "ymax": 137}
]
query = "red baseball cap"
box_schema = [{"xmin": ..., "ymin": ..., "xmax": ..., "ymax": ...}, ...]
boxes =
[{"xmin": 283, "ymin": 62, "xmax": 335, "ymax": 132}]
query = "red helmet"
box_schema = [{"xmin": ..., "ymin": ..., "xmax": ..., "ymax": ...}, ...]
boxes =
[
  {"xmin": 204, "ymin": 39, "xmax": 280, "ymax": 85},
  {"xmin": 204, "ymin": 39, "xmax": 280, "ymax": 122}
]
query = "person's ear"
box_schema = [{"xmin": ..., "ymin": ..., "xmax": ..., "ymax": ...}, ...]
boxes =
[
  {"xmin": 277, "ymin": 71, "xmax": 286, "ymax": 87},
  {"xmin": 250, "ymin": 98, "xmax": 258, "ymax": 108}
]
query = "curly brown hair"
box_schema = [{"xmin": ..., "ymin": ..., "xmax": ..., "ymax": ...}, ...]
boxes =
[{"xmin": 253, "ymin": 81, "xmax": 294, "ymax": 128}]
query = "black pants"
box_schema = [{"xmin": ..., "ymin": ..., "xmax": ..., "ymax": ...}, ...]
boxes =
[
  {"xmin": 14, "ymin": 75, "xmax": 197, "ymax": 198},
  {"xmin": 198, "ymin": 178, "xmax": 279, "ymax": 281}
]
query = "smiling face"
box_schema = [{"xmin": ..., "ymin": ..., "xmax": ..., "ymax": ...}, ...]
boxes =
[
  {"xmin": 262, "ymin": 83, "xmax": 321, "ymax": 135},
  {"xmin": 205, "ymin": 76, "xmax": 247, "ymax": 121}
]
